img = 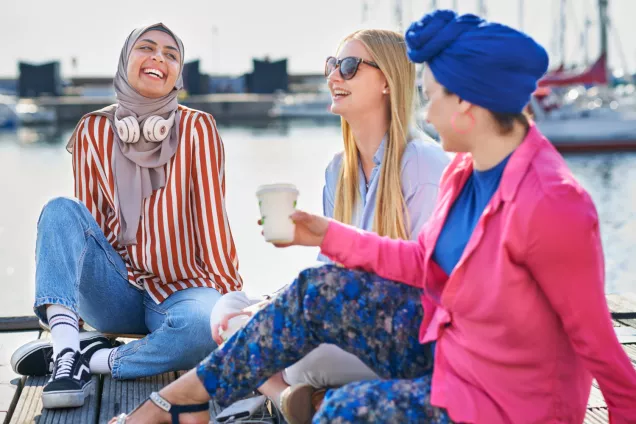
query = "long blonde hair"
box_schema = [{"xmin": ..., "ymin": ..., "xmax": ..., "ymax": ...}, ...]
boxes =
[{"xmin": 333, "ymin": 29, "xmax": 418, "ymax": 240}]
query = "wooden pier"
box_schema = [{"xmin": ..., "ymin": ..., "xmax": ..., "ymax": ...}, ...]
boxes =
[{"xmin": 1, "ymin": 294, "xmax": 635, "ymax": 423}]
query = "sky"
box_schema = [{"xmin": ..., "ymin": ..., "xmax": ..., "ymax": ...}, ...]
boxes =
[{"xmin": 1, "ymin": 0, "xmax": 635, "ymax": 78}]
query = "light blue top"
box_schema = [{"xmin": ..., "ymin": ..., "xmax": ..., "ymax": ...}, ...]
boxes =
[{"xmin": 319, "ymin": 134, "xmax": 450, "ymax": 261}]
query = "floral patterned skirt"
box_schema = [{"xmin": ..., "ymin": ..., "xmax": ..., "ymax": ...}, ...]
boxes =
[{"xmin": 197, "ymin": 265, "xmax": 453, "ymax": 423}]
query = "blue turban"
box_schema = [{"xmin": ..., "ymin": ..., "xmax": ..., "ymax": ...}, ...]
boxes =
[{"xmin": 405, "ymin": 10, "xmax": 549, "ymax": 114}]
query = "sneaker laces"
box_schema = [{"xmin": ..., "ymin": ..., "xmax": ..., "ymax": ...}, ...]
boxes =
[{"xmin": 54, "ymin": 352, "xmax": 75, "ymax": 379}]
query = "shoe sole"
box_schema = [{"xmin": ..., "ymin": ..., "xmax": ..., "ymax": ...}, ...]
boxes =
[
  {"xmin": 10, "ymin": 332, "xmax": 106, "ymax": 376},
  {"xmin": 42, "ymin": 379, "xmax": 93, "ymax": 409},
  {"xmin": 280, "ymin": 383, "xmax": 315, "ymax": 424}
]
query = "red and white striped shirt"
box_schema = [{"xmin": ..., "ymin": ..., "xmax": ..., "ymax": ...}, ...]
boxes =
[{"xmin": 72, "ymin": 106, "xmax": 242, "ymax": 303}]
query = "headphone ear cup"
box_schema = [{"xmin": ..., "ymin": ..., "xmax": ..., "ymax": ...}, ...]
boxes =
[
  {"xmin": 143, "ymin": 116, "xmax": 161, "ymax": 141},
  {"xmin": 143, "ymin": 112, "xmax": 176, "ymax": 142},
  {"xmin": 114, "ymin": 116, "xmax": 140, "ymax": 143}
]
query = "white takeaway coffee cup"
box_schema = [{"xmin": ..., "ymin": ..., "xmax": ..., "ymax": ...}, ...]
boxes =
[{"xmin": 256, "ymin": 183, "xmax": 299, "ymax": 243}]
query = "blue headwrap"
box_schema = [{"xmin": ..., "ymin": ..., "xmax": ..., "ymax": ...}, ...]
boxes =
[{"xmin": 405, "ymin": 10, "xmax": 549, "ymax": 114}]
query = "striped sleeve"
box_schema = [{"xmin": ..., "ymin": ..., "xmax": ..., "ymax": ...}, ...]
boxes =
[
  {"xmin": 72, "ymin": 117, "xmax": 111, "ymax": 235},
  {"xmin": 190, "ymin": 113, "xmax": 243, "ymax": 293}
]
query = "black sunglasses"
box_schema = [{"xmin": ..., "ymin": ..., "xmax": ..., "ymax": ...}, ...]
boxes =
[{"xmin": 325, "ymin": 56, "xmax": 380, "ymax": 80}]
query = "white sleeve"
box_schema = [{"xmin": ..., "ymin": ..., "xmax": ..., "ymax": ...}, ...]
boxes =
[{"xmin": 209, "ymin": 291, "xmax": 261, "ymax": 328}]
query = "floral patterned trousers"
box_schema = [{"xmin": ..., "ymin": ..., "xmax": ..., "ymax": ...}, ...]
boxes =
[{"xmin": 197, "ymin": 265, "xmax": 453, "ymax": 423}]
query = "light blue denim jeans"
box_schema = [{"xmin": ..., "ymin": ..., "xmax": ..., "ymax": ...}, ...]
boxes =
[{"xmin": 33, "ymin": 197, "xmax": 221, "ymax": 380}]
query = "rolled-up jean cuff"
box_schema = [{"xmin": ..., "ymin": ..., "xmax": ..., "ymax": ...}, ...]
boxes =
[
  {"xmin": 109, "ymin": 336, "xmax": 148, "ymax": 380},
  {"xmin": 33, "ymin": 297, "xmax": 78, "ymax": 324},
  {"xmin": 111, "ymin": 356, "xmax": 122, "ymax": 379},
  {"xmin": 110, "ymin": 353, "xmax": 123, "ymax": 379}
]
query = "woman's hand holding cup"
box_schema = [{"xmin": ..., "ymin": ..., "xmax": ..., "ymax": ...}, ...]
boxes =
[
  {"xmin": 259, "ymin": 210, "xmax": 329, "ymax": 248},
  {"xmin": 256, "ymin": 183, "xmax": 329, "ymax": 248}
]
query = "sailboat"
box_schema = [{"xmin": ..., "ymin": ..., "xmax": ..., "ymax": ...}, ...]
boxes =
[
  {"xmin": 530, "ymin": 0, "xmax": 636, "ymax": 151},
  {"xmin": 418, "ymin": 0, "xmax": 636, "ymax": 151}
]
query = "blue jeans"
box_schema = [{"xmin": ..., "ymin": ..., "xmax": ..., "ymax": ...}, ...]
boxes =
[{"xmin": 34, "ymin": 197, "xmax": 221, "ymax": 380}]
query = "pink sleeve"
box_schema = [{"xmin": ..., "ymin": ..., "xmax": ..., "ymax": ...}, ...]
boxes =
[
  {"xmin": 526, "ymin": 187, "xmax": 636, "ymax": 423},
  {"xmin": 319, "ymin": 220, "xmax": 426, "ymax": 287}
]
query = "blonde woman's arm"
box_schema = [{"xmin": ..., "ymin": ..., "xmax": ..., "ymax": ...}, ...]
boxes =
[{"xmin": 401, "ymin": 139, "xmax": 450, "ymax": 239}]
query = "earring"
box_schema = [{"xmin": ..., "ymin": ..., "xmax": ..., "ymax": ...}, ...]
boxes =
[{"xmin": 382, "ymin": 89, "xmax": 389, "ymax": 94}]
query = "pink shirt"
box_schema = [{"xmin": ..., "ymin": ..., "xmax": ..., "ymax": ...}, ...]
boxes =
[{"xmin": 320, "ymin": 125, "xmax": 636, "ymax": 424}]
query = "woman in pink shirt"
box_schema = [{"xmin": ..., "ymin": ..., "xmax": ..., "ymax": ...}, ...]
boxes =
[{"xmin": 112, "ymin": 10, "xmax": 636, "ymax": 424}]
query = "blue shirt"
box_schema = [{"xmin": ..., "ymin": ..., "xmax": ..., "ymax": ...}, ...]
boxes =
[
  {"xmin": 319, "ymin": 135, "xmax": 450, "ymax": 262},
  {"xmin": 432, "ymin": 154, "xmax": 512, "ymax": 276}
]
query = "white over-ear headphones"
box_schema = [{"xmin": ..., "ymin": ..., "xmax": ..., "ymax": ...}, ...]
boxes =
[
  {"xmin": 114, "ymin": 116, "xmax": 140, "ymax": 144},
  {"xmin": 143, "ymin": 112, "xmax": 176, "ymax": 142},
  {"xmin": 114, "ymin": 112, "xmax": 176, "ymax": 144}
]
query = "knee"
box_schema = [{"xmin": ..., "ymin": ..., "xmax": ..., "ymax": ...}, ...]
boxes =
[
  {"xmin": 296, "ymin": 264, "xmax": 346, "ymax": 304},
  {"xmin": 38, "ymin": 197, "xmax": 85, "ymax": 232},
  {"xmin": 297, "ymin": 265, "xmax": 363, "ymax": 322},
  {"xmin": 169, "ymin": 300, "xmax": 218, "ymax": 367},
  {"xmin": 184, "ymin": 300, "xmax": 217, "ymax": 343}
]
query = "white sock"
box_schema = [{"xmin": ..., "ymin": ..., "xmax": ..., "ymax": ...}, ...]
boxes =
[
  {"xmin": 89, "ymin": 347, "xmax": 117, "ymax": 374},
  {"xmin": 46, "ymin": 305, "xmax": 80, "ymax": 358}
]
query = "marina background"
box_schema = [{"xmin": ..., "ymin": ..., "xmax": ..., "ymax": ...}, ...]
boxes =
[{"xmin": 1, "ymin": 0, "xmax": 635, "ymax": 317}]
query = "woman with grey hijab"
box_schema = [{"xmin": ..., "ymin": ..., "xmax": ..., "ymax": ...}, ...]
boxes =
[{"xmin": 11, "ymin": 23, "xmax": 242, "ymax": 410}]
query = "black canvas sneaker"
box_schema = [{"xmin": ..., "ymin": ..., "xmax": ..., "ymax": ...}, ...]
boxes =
[
  {"xmin": 41, "ymin": 348, "xmax": 93, "ymax": 409},
  {"xmin": 10, "ymin": 332, "xmax": 117, "ymax": 376}
]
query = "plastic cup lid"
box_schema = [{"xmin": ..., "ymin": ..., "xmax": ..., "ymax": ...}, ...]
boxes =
[{"xmin": 256, "ymin": 183, "xmax": 299, "ymax": 196}]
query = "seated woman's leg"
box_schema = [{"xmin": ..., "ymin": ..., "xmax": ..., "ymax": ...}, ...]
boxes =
[
  {"xmin": 279, "ymin": 344, "xmax": 380, "ymax": 423},
  {"xmin": 210, "ymin": 291, "xmax": 296, "ymax": 406},
  {"xmin": 110, "ymin": 287, "xmax": 221, "ymax": 379},
  {"xmin": 197, "ymin": 264, "xmax": 431, "ymax": 408},
  {"xmin": 34, "ymin": 197, "xmax": 222, "ymax": 380},
  {"xmin": 21, "ymin": 197, "xmax": 148, "ymax": 408},
  {"xmin": 34, "ymin": 196, "xmax": 146, "ymax": 336},
  {"xmin": 314, "ymin": 375, "xmax": 452, "ymax": 424},
  {"xmin": 283, "ymin": 344, "xmax": 378, "ymax": 388}
]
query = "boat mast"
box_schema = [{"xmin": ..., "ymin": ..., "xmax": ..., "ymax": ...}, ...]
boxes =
[
  {"xmin": 598, "ymin": 0, "xmax": 609, "ymax": 73},
  {"xmin": 582, "ymin": 11, "xmax": 592, "ymax": 66},
  {"xmin": 560, "ymin": 0, "xmax": 567, "ymax": 66},
  {"xmin": 478, "ymin": 0, "xmax": 487, "ymax": 17},
  {"xmin": 361, "ymin": 0, "xmax": 369, "ymax": 24},
  {"xmin": 395, "ymin": 0, "xmax": 403, "ymax": 31}
]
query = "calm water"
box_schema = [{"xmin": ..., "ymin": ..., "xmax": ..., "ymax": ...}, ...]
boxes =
[{"xmin": 0, "ymin": 120, "xmax": 634, "ymax": 317}]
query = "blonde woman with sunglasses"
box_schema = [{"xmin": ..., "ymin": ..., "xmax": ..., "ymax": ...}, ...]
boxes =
[{"xmin": 208, "ymin": 29, "xmax": 449, "ymax": 424}]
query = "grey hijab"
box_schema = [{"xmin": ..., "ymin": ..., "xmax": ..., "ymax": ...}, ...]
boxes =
[{"xmin": 67, "ymin": 23, "xmax": 185, "ymax": 245}]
